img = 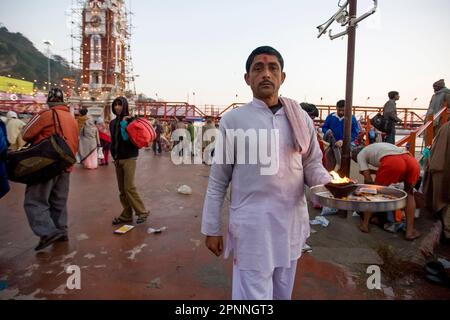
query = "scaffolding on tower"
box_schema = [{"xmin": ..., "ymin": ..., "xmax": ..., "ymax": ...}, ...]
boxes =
[
  {"xmin": 68, "ymin": 0, "xmax": 84, "ymax": 73},
  {"xmin": 124, "ymin": 2, "xmax": 136, "ymax": 96},
  {"xmin": 66, "ymin": 0, "xmax": 137, "ymax": 117},
  {"xmin": 64, "ymin": 0, "xmax": 85, "ymax": 103}
]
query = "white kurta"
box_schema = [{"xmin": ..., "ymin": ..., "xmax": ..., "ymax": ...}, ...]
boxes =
[{"xmin": 201, "ymin": 98, "xmax": 331, "ymax": 272}]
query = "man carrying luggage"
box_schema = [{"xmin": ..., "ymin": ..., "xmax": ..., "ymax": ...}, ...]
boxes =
[{"xmin": 22, "ymin": 88, "xmax": 79, "ymax": 251}]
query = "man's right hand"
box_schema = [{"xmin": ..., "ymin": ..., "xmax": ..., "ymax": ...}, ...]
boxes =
[
  {"xmin": 205, "ymin": 236, "xmax": 223, "ymax": 257},
  {"xmin": 335, "ymin": 140, "xmax": 343, "ymax": 148}
]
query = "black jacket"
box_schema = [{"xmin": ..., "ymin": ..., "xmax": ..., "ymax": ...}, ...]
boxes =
[
  {"xmin": 109, "ymin": 97, "xmax": 139, "ymax": 160},
  {"xmin": 109, "ymin": 119, "xmax": 139, "ymax": 160}
]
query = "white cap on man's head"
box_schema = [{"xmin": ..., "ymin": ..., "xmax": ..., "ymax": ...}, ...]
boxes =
[{"xmin": 6, "ymin": 111, "xmax": 18, "ymax": 119}]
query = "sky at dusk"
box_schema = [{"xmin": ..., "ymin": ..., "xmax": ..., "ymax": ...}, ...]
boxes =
[{"xmin": 1, "ymin": 0, "xmax": 449, "ymax": 110}]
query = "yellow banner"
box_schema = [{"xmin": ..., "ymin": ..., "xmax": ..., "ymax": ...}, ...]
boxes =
[{"xmin": 0, "ymin": 76, "xmax": 34, "ymax": 94}]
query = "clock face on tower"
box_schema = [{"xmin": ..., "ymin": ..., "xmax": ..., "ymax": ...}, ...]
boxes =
[{"xmin": 90, "ymin": 15, "xmax": 101, "ymax": 28}]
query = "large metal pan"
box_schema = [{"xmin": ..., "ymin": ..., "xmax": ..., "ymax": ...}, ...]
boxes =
[{"xmin": 310, "ymin": 184, "xmax": 407, "ymax": 212}]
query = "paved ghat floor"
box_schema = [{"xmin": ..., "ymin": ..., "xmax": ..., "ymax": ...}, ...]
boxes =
[{"xmin": 0, "ymin": 150, "xmax": 449, "ymax": 300}]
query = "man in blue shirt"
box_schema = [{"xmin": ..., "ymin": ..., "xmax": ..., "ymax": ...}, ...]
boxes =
[{"xmin": 322, "ymin": 99, "xmax": 359, "ymax": 171}]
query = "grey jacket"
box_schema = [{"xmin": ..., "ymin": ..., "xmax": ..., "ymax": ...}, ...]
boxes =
[
  {"xmin": 427, "ymin": 87, "xmax": 450, "ymax": 118},
  {"xmin": 383, "ymin": 99, "xmax": 402, "ymax": 123}
]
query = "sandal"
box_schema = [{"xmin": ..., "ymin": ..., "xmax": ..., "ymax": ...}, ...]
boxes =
[
  {"xmin": 425, "ymin": 261, "xmax": 450, "ymax": 287},
  {"xmin": 35, "ymin": 232, "xmax": 64, "ymax": 251},
  {"xmin": 136, "ymin": 215, "xmax": 148, "ymax": 224},
  {"xmin": 112, "ymin": 217, "xmax": 133, "ymax": 225}
]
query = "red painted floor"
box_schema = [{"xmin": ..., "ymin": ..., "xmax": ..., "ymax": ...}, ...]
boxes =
[{"xmin": 0, "ymin": 151, "xmax": 449, "ymax": 300}]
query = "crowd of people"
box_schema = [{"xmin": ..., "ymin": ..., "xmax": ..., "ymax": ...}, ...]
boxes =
[
  {"xmin": 0, "ymin": 46, "xmax": 449, "ymax": 299},
  {"xmin": 0, "ymin": 89, "xmax": 222, "ymax": 250}
]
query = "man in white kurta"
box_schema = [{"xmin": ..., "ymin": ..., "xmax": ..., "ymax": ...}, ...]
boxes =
[{"xmin": 201, "ymin": 46, "xmax": 331, "ymax": 300}]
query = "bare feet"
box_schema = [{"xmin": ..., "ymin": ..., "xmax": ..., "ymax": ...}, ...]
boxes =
[
  {"xmin": 405, "ymin": 230, "xmax": 422, "ymax": 241},
  {"xmin": 359, "ymin": 222, "xmax": 370, "ymax": 233}
]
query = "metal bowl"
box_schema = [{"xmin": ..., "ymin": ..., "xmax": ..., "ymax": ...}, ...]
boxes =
[
  {"xmin": 325, "ymin": 182, "xmax": 358, "ymax": 199},
  {"xmin": 310, "ymin": 184, "xmax": 407, "ymax": 212}
]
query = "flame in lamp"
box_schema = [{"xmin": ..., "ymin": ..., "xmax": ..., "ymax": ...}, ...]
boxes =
[{"xmin": 329, "ymin": 171, "xmax": 352, "ymax": 184}]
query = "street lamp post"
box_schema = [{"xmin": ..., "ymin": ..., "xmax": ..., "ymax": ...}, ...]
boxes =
[
  {"xmin": 340, "ymin": 0, "xmax": 358, "ymax": 177},
  {"xmin": 366, "ymin": 97, "xmax": 370, "ymax": 105},
  {"xmin": 316, "ymin": 0, "xmax": 378, "ymax": 177},
  {"xmin": 43, "ymin": 40, "xmax": 53, "ymax": 88},
  {"xmin": 132, "ymin": 74, "xmax": 140, "ymax": 96},
  {"xmin": 411, "ymin": 97, "xmax": 418, "ymax": 108}
]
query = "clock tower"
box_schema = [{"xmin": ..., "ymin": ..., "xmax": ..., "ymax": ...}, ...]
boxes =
[{"xmin": 79, "ymin": 0, "xmax": 130, "ymax": 117}]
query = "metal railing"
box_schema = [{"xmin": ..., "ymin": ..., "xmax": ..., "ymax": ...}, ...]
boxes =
[
  {"xmin": 134, "ymin": 101, "xmax": 208, "ymax": 120},
  {"xmin": 315, "ymin": 105, "xmax": 427, "ymax": 130},
  {"xmin": 395, "ymin": 103, "xmax": 448, "ymax": 156}
]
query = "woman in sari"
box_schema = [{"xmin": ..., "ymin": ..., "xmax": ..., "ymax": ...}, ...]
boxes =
[{"xmin": 78, "ymin": 117, "xmax": 100, "ymax": 169}]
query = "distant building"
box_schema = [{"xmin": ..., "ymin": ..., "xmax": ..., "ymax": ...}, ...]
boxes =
[{"xmin": 74, "ymin": 0, "xmax": 134, "ymax": 119}]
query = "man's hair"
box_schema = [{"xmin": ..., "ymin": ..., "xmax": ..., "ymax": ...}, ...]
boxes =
[
  {"xmin": 246, "ymin": 46, "xmax": 284, "ymax": 73},
  {"xmin": 351, "ymin": 145, "xmax": 364, "ymax": 162},
  {"xmin": 47, "ymin": 88, "xmax": 64, "ymax": 104},
  {"xmin": 79, "ymin": 108, "xmax": 88, "ymax": 116},
  {"xmin": 336, "ymin": 100, "xmax": 345, "ymax": 109},
  {"xmin": 388, "ymin": 91, "xmax": 399, "ymax": 99},
  {"xmin": 300, "ymin": 102, "xmax": 319, "ymax": 118}
]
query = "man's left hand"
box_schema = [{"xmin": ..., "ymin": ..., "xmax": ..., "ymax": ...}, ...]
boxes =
[{"xmin": 205, "ymin": 236, "xmax": 223, "ymax": 257}]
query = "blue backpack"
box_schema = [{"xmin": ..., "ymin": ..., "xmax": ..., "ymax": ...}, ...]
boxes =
[
  {"xmin": 0, "ymin": 120, "xmax": 10, "ymax": 198},
  {"xmin": 0, "ymin": 120, "xmax": 7, "ymax": 154}
]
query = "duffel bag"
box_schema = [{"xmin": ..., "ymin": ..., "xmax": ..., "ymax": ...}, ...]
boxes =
[
  {"xmin": 6, "ymin": 110, "xmax": 76, "ymax": 185},
  {"xmin": 370, "ymin": 113, "xmax": 390, "ymax": 133},
  {"xmin": 126, "ymin": 118, "xmax": 157, "ymax": 149}
]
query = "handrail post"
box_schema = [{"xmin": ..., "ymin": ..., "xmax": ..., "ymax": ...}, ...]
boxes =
[
  {"xmin": 410, "ymin": 112, "xmax": 414, "ymax": 130},
  {"xmin": 404, "ymin": 108, "xmax": 407, "ymax": 129},
  {"xmin": 365, "ymin": 116, "xmax": 370, "ymax": 146},
  {"xmin": 425, "ymin": 115, "xmax": 434, "ymax": 147},
  {"xmin": 409, "ymin": 131, "xmax": 416, "ymax": 156}
]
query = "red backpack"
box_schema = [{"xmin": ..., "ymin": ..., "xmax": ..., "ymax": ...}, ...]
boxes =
[{"xmin": 126, "ymin": 118, "xmax": 157, "ymax": 149}]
